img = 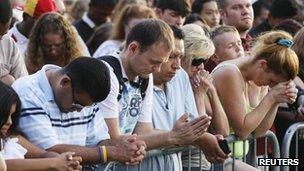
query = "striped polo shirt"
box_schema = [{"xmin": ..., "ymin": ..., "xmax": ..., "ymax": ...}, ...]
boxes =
[{"xmin": 12, "ymin": 65, "xmax": 110, "ymax": 149}]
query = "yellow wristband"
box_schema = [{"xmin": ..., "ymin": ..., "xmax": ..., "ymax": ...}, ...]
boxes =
[{"xmin": 102, "ymin": 145, "xmax": 107, "ymax": 163}]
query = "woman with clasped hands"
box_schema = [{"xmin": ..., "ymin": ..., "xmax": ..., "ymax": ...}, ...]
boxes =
[{"xmin": 211, "ymin": 30, "xmax": 298, "ymax": 159}]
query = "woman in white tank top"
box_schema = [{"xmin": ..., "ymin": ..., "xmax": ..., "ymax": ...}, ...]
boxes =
[{"xmin": 211, "ymin": 31, "xmax": 299, "ymax": 170}]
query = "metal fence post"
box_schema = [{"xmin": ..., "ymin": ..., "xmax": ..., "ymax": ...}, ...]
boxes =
[
  {"xmin": 282, "ymin": 122, "xmax": 304, "ymax": 171},
  {"xmin": 226, "ymin": 130, "xmax": 280, "ymax": 171}
]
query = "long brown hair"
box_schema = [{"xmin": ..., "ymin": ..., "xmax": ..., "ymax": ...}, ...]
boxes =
[
  {"xmin": 111, "ymin": 4, "xmax": 156, "ymax": 40},
  {"xmin": 26, "ymin": 12, "xmax": 82, "ymax": 74}
]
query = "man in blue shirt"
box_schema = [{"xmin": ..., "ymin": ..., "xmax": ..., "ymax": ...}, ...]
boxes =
[{"xmin": 149, "ymin": 25, "xmax": 229, "ymax": 171}]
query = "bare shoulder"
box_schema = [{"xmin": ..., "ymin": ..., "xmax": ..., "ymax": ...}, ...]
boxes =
[{"xmin": 212, "ymin": 64, "xmax": 244, "ymax": 90}]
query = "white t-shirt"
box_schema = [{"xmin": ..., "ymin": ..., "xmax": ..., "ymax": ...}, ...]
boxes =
[
  {"xmin": 7, "ymin": 23, "xmax": 28, "ymax": 57},
  {"xmin": 98, "ymin": 53, "xmax": 153, "ymax": 134},
  {"xmin": 93, "ymin": 40, "xmax": 122, "ymax": 58},
  {"xmin": 2, "ymin": 138, "xmax": 27, "ymax": 159},
  {"xmin": 0, "ymin": 34, "xmax": 28, "ymax": 78}
]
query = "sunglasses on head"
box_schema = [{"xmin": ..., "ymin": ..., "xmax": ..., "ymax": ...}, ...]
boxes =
[{"xmin": 191, "ymin": 58, "xmax": 207, "ymax": 67}]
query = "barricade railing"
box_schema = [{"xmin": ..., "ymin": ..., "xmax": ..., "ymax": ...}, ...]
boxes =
[
  {"xmin": 104, "ymin": 146, "xmax": 197, "ymax": 171},
  {"xmin": 105, "ymin": 130, "xmax": 280, "ymax": 171},
  {"xmin": 225, "ymin": 130, "xmax": 280, "ymax": 171},
  {"xmin": 282, "ymin": 122, "xmax": 304, "ymax": 171}
]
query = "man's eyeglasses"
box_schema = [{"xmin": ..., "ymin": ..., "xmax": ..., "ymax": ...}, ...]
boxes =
[
  {"xmin": 191, "ymin": 58, "xmax": 207, "ymax": 67},
  {"xmin": 71, "ymin": 85, "xmax": 84, "ymax": 111}
]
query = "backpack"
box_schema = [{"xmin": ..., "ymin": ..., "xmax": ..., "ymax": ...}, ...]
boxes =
[{"xmin": 97, "ymin": 55, "xmax": 149, "ymax": 101}]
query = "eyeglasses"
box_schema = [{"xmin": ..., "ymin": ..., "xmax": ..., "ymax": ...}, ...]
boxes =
[
  {"xmin": 191, "ymin": 58, "xmax": 207, "ymax": 67},
  {"xmin": 71, "ymin": 85, "xmax": 84, "ymax": 111},
  {"xmin": 42, "ymin": 42, "xmax": 65, "ymax": 49}
]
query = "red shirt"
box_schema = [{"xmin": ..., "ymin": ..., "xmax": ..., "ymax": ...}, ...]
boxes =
[{"xmin": 241, "ymin": 34, "xmax": 253, "ymax": 52}]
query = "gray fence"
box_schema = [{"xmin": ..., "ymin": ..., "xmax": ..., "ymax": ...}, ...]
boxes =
[
  {"xmin": 225, "ymin": 130, "xmax": 280, "ymax": 171},
  {"xmin": 281, "ymin": 122, "xmax": 304, "ymax": 171},
  {"xmin": 105, "ymin": 130, "xmax": 280, "ymax": 171}
]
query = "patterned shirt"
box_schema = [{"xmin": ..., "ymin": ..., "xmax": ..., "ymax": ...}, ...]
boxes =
[
  {"xmin": 98, "ymin": 53, "xmax": 153, "ymax": 135},
  {"xmin": 241, "ymin": 34, "xmax": 253, "ymax": 52}
]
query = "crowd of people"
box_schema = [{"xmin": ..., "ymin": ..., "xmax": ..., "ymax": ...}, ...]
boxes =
[{"xmin": 0, "ymin": 0, "xmax": 304, "ymax": 171}]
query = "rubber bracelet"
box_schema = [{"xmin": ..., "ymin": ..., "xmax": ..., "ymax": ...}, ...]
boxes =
[
  {"xmin": 102, "ymin": 145, "xmax": 107, "ymax": 163},
  {"xmin": 98, "ymin": 146, "xmax": 104, "ymax": 164}
]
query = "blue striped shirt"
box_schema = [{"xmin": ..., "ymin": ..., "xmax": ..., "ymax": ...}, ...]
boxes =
[{"xmin": 12, "ymin": 65, "xmax": 110, "ymax": 149}]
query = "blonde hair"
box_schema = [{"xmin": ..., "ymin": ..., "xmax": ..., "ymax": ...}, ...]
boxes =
[
  {"xmin": 181, "ymin": 24, "xmax": 215, "ymax": 67},
  {"xmin": 211, "ymin": 25, "xmax": 239, "ymax": 47},
  {"xmin": 292, "ymin": 27, "xmax": 304, "ymax": 80},
  {"xmin": 111, "ymin": 4, "xmax": 156, "ymax": 40},
  {"xmin": 252, "ymin": 30, "xmax": 299, "ymax": 79}
]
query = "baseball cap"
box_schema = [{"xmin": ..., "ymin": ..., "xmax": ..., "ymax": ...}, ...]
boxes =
[{"xmin": 24, "ymin": 0, "xmax": 57, "ymax": 19}]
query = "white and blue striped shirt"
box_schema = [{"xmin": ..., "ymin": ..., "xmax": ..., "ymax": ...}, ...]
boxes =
[{"xmin": 12, "ymin": 65, "xmax": 110, "ymax": 149}]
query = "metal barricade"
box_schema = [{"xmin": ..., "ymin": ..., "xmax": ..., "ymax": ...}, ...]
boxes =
[
  {"xmin": 226, "ymin": 130, "xmax": 280, "ymax": 171},
  {"xmin": 282, "ymin": 122, "xmax": 304, "ymax": 171},
  {"xmin": 104, "ymin": 146, "xmax": 196, "ymax": 171},
  {"xmin": 105, "ymin": 130, "xmax": 280, "ymax": 171}
]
